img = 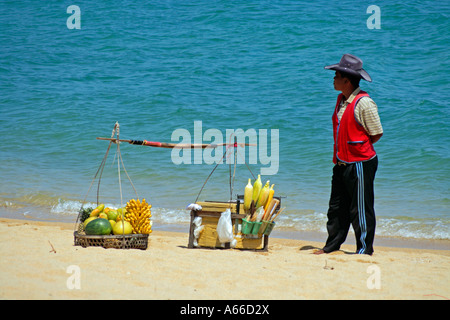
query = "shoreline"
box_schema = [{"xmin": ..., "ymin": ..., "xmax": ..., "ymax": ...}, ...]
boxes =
[{"xmin": 1, "ymin": 201, "xmax": 448, "ymax": 247}]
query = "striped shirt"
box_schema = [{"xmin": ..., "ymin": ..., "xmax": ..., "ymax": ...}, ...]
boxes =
[{"xmin": 337, "ymin": 87, "xmax": 383, "ymax": 136}]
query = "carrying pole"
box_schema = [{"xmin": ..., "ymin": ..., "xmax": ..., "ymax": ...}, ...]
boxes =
[{"xmin": 96, "ymin": 137, "xmax": 255, "ymax": 149}]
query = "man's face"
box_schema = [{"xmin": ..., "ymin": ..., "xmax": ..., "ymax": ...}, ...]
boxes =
[{"xmin": 333, "ymin": 71, "xmax": 346, "ymax": 91}]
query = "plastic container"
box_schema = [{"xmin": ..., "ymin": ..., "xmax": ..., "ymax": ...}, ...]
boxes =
[
  {"xmin": 263, "ymin": 221, "xmax": 275, "ymax": 236},
  {"xmin": 251, "ymin": 221, "xmax": 262, "ymax": 235},
  {"xmin": 258, "ymin": 220, "xmax": 270, "ymax": 236},
  {"xmin": 241, "ymin": 218, "xmax": 254, "ymax": 235}
]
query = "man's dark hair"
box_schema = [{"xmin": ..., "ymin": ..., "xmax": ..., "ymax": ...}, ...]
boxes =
[{"xmin": 340, "ymin": 71, "xmax": 361, "ymax": 89}]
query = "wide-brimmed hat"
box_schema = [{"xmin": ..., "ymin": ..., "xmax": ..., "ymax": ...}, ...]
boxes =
[{"xmin": 324, "ymin": 53, "xmax": 372, "ymax": 82}]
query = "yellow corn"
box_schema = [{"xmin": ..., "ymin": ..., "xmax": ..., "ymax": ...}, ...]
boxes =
[
  {"xmin": 256, "ymin": 180, "xmax": 270, "ymax": 208},
  {"xmin": 252, "ymin": 174, "xmax": 262, "ymax": 203},
  {"xmin": 264, "ymin": 184, "xmax": 275, "ymax": 211},
  {"xmin": 244, "ymin": 178, "xmax": 253, "ymax": 212}
]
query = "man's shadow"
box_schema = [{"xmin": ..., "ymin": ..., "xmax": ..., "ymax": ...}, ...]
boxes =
[{"xmin": 299, "ymin": 245, "xmax": 355, "ymax": 255}]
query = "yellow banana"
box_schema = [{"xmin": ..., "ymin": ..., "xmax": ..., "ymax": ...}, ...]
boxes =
[{"xmin": 125, "ymin": 198, "xmax": 152, "ymax": 234}]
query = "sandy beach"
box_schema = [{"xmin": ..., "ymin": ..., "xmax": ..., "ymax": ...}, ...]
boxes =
[{"xmin": 0, "ymin": 217, "xmax": 449, "ymax": 301}]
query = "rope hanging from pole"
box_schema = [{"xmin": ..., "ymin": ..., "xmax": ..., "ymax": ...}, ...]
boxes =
[
  {"xmin": 193, "ymin": 134, "xmax": 257, "ymax": 206},
  {"xmin": 80, "ymin": 124, "xmax": 139, "ymax": 210}
]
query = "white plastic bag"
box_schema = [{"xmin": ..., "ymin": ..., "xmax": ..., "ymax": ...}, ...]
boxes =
[
  {"xmin": 192, "ymin": 216, "xmax": 204, "ymax": 247},
  {"xmin": 216, "ymin": 209, "xmax": 237, "ymax": 248}
]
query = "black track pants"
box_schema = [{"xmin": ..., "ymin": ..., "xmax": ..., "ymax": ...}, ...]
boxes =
[{"xmin": 323, "ymin": 156, "xmax": 378, "ymax": 255}]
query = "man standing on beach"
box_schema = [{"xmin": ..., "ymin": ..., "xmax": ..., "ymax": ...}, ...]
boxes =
[{"xmin": 315, "ymin": 54, "xmax": 383, "ymax": 255}]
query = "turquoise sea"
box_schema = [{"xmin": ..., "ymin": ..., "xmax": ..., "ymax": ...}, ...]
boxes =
[{"xmin": 1, "ymin": 1, "xmax": 449, "ymax": 241}]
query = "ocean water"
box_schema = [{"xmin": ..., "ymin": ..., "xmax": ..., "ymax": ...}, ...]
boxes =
[{"xmin": 1, "ymin": 1, "xmax": 449, "ymax": 241}]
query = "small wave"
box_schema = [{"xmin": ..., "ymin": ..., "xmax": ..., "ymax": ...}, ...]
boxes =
[
  {"xmin": 151, "ymin": 207, "xmax": 191, "ymax": 225},
  {"xmin": 376, "ymin": 217, "xmax": 450, "ymax": 240},
  {"xmin": 274, "ymin": 210, "xmax": 328, "ymax": 233},
  {"xmin": 0, "ymin": 200, "xmax": 25, "ymax": 209},
  {"xmin": 252, "ymin": 210, "xmax": 450, "ymax": 240},
  {"xmin": 50, "ymin": 199, "xmax": 95, "ymax": 215}
]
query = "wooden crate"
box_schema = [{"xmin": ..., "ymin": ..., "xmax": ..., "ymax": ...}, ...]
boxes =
[{"xmin": 187, "ymin": 200, "xmax": 269, "ymax": 251}]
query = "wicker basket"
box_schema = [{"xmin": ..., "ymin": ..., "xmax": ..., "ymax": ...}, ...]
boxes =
[
  {"xmin": 74, "ymin": 220, "xmax": 149, "ymax": 250},
  {"xmin": 74, "ymin": 231, "xmax": 149, "ymax": 250}
]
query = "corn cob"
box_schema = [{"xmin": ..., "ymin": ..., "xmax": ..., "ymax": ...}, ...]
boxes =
[
  {"xmin": 244, "ymin": 178, "xmax": 253, "ymax": 212},
  {"xmin": 125, "ymin": 198, "xmax": 152, "ymax": 234},
  {"xmin": 256, "ymin": 180, "xmax": 270, "ymax": 208},
  {"xmin": 252, "ymin": 174, "xmax": 262, "ymax": 203},
  {"xmin": 264, "ymin": 184, "xmax": 275, "ymax": 211}
]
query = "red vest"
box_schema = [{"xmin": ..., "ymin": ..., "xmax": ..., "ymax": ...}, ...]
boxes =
[{"xmin": 332, "ymin": 91, "xmax": 376, "ymax": 164}]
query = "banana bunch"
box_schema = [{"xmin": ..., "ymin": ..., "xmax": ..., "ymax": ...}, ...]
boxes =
[{"xmin": 125, "ymin": 198, "xmax": 152, "ymax": 234}]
